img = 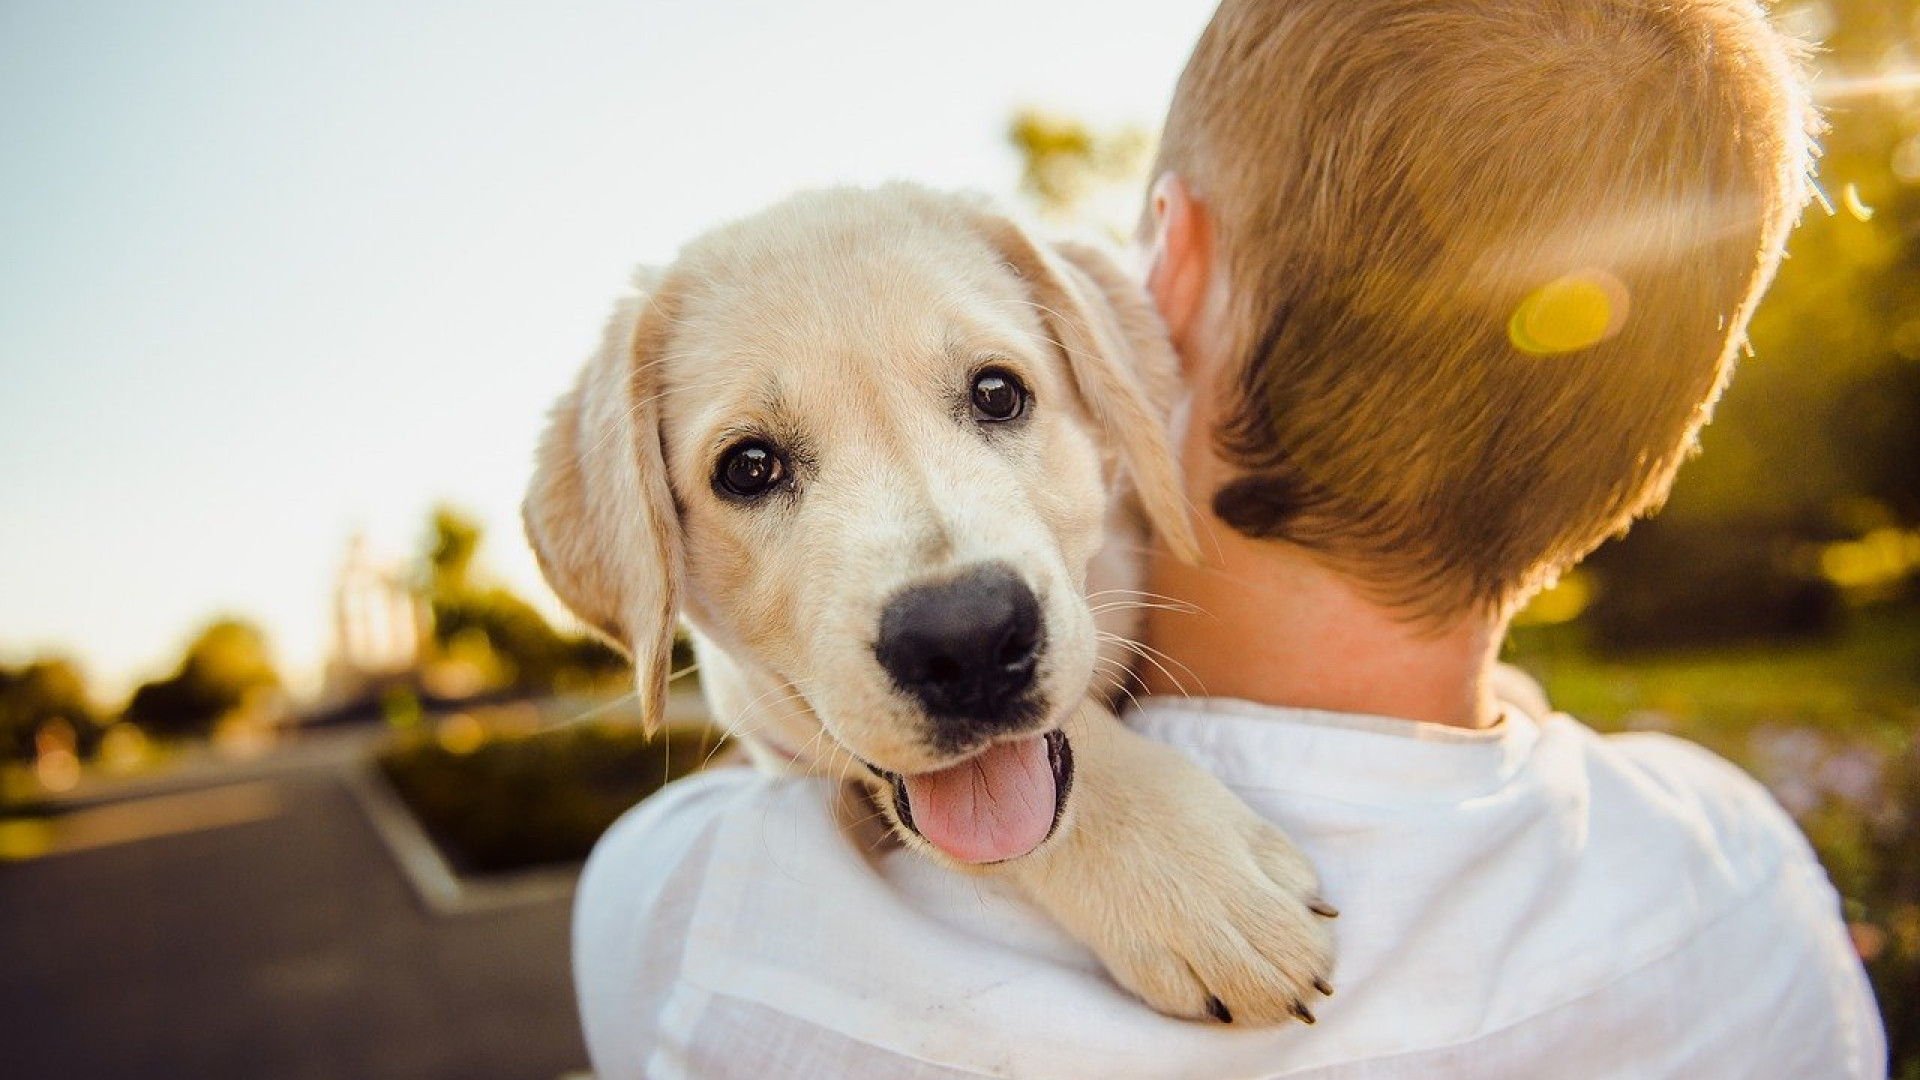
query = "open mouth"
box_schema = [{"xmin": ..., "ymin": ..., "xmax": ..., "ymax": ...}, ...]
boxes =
[{"xmin": 870, "ymin": 729, "xmax": 1073, "ymax": 865}]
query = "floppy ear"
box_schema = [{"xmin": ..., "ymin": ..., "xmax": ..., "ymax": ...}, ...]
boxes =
[
  {"xmin": 524, "ymin": 273, "xmax": 684, "ymax": 733},
  {"xmin": 971, "ymin": 213, "xmax": 1202, "ymax": 562}
]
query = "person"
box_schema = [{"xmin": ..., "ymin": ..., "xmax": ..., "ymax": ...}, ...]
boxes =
[{"xmin": 572, "ymin": 0, "xmax": 1888, "ymax": 1076}]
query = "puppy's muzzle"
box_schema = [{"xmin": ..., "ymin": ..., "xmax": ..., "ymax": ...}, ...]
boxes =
[{"xmin": 874, "ymin": 562, "xmax": 1044, "ymax": 748}]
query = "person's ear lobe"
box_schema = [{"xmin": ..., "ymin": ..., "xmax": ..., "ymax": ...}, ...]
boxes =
[{"xmin": 1143, "ymin": 173, "xmax": 1214, "ymax": 366}]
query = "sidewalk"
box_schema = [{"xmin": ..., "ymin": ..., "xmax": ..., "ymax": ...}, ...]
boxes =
[{"xmin": 0, "ymin": 717, "xmax": 602, "ymax": 1080}]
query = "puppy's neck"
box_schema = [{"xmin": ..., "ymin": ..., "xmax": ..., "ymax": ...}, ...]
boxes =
[{"xmin": 1138, "ymin": 531, "xmax": 1504, "ymax": 730}]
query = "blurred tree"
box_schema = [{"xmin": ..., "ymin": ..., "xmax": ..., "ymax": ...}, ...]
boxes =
[
  {"xmin": 124, "ymin": 620, "xmax": 281, "ymax": 739},
  {"xmin": 0, "ymin": 658, "xmax": 103, "ymax": 764},
  {"xmin": 1674, "ymin": 1, "xmax": 1920, "ymax": 521},
  {"xmin": 1582, "ymin": 0, "xmax": 1920, "ymax": 645},
  {"xmin": 423, "ymin": 507, "xmax": 628, "ymax": 696},
  {"xmin": 428, "ymin": 507, "xmax": 481, "ymax": 599},
  {"xmin": 1008, "ymin": 108, "xmax": 1154, "ymax": 235}
]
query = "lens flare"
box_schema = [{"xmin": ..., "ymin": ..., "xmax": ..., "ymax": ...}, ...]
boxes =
[
  {"xmin": 1814, "ymin": 70, "xmax": 1920, "ymax": 102},
  {"xmin": 1508, "ymin": 270, "xmax": 1629, "ymax": 356},
  {"xmin": 1842, "ymin": 183, "xmax": 1875, "ymax": 222}
]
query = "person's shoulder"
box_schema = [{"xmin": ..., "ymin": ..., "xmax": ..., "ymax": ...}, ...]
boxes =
[
  {"xmin": 574, "ymin": 767, "xmax": 763, "ymax": 965},
  {"xmin": 588, "ymin": 765, "xmax": 767, "ymax": 874},
  {"xmin": 1522, "ymin": 721, "xmax": 1885, "ymax": 1076},
  {"xmin": 1592, "ymin": 725, "xmax": 1772, "ymax": 801},
  {"xmin": 1575, "ymin": 724, "xmax": 1819, "ymax": 870},
  {"xmin": 573, "ymin": 766, "xmax": 842, "ymax": 1080},
  {"xmin": 1544, "ymin": 721, "xmax": 1854, "ymax": 977},
  {"xmin": 577, "ymin": 764, "xmax": 826, "ymax": 924}
]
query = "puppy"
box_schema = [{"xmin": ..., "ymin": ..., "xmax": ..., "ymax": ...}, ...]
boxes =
[{"xmin": 525, "ymin": 183, "xmax": 1335, "ymax": 1024}]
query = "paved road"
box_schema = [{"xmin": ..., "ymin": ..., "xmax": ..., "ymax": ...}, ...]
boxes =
[{"xmin": 0, "ymin": 765, "xmax": 590, "ymax": 1080}]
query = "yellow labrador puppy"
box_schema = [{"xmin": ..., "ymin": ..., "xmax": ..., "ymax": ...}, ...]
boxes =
[{"xmin": 525, "ymin": 184, "xmax": 1335, "ymax": 1024}]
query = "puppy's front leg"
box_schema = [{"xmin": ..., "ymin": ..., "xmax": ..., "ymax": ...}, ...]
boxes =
[{"xmin": 1008, "ymin": 702, "xmax": 1337, "ymax": 1025}]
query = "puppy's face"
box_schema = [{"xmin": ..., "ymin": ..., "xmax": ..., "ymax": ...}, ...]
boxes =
[
  {"xmin": 527, "ymin": 186, "xmax": 1194, "ymax": 864},
  {"xmin": 658, "ymin": 195, "xmax": 1111, "ymax": 777}
]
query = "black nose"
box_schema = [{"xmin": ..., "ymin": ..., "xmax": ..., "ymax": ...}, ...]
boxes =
[{"xmin": 874, "ymin": 564, "xmax": 1044, "ymax": 729}]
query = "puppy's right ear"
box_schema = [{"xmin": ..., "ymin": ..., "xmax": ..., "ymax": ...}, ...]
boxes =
[
  {"xmin": 962, "ymin": 207, "xmax": 1203, "ymax": 564},
  {"xmin": 524, "ymin": 275, "xmax": 684, "ymax": 734}
]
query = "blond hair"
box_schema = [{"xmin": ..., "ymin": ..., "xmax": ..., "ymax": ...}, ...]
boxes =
[{"xmin": 1155, "ymin": 0, "xmax": 1817, "ymax": 616}]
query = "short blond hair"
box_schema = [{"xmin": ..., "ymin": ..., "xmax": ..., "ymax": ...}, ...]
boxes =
[{"xmin": 1155, "ymin": 0, "xmax": 1816, "ymax": 616}]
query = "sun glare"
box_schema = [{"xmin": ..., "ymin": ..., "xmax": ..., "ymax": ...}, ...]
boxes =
[
  {"xmin": 1814, "ymin": 70, "xmax": 1920, "ymax": 101},
  {"xmin": 1507, "ymin": 270, "xmax": 1629, "ymax": 356}
]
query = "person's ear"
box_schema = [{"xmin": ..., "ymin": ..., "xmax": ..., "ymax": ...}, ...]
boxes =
[{"xmin": 1143, "ymin": 173, "xmax": 1214, "ymax": 367}]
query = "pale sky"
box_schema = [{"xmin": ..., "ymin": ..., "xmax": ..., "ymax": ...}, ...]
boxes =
[{"xmin": 0, "ymin": 0, "xmax": 1218, "ymax": 700}]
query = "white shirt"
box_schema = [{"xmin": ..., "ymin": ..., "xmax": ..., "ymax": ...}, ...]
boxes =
[{"xmin": 572, "ymin": 695, "xmax": 1887, "ymax": 1079}]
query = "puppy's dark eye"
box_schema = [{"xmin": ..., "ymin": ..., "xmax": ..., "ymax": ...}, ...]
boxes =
[
  {"xmin": 716, "ymin": 441, "xmax": 786, "ymax": 499},
  {"xmin": 971, "ymin": 368, "xmax": 1028, "ymax": 422}
]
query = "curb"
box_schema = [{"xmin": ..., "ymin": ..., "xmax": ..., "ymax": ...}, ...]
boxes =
[{"xmin": 342, "ymin": 763, "xmax": 580, "ymax": 917}]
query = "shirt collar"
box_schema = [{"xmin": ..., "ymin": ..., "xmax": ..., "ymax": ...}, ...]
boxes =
[{"xmin": 1126, "ymin": 694, "xmax": 1546, "ymax": 805}]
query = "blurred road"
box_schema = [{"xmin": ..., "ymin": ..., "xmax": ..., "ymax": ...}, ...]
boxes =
[{"xmin": 0, "ymin": 750, "xmax": 589, "ymax": 1080}]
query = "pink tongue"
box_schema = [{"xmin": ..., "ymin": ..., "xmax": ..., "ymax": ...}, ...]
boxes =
[{"xmin": 902, "ymin": 736, "xmax": 1056, "ymax": 864}]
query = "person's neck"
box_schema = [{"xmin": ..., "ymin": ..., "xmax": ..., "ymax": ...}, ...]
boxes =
[{"xmin": 1137, "ymin": 528, "xmax": 1506, "ymax": 729}]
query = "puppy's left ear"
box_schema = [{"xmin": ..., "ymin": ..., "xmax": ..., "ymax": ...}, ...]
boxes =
[
  {"xmin": 523, "ymin": 275, "xmax": 685, "ymax": 734},
  {"xmin": 973, "ymin": 213, "xmax": 1202, "ymax": 562}
]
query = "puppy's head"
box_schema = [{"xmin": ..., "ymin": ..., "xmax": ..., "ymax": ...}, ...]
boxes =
[{"xmin": 526, "ymin": 185, "xmax": 1194, "ymax": 862}]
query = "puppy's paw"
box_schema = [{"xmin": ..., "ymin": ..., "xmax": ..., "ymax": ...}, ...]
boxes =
[
  {"xmin": 1010, "ymin": 708, "xmax": 1337, "ymax": 1025},
  {"xmin": 1097, "ymin": 812, "xmax": 1337, "ymax": 1025}
]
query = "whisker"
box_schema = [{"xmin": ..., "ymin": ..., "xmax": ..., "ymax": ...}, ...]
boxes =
[
  {"xmin": 1086, "ymin": 587, "xmax": 1206, "ymax": 609},
  {"xmin": 579, "ymin": 383, "xmax": 692, "ymax": 460},
  {"xmin": 537, "ymin": 689, "xmax": 642, "ymax": 732},
  {"xmin": 1089, "ymin": 599, "xmax": 1203, "ymax": 617},
  {"xmin": 1099, "ymin": 630, "xmax": 1201, "ymax": 698},
  {"xmin": 718, "ymin": 680, "xmax": 817, "ymax": 752},
  {"xmin": 1114, "ymin": 633, "xmax": 1206, "ymax": 698},
  {"xmin": 696, "ymin": 731, "xmax": 736, "ymax": 771},
  {"xmin": 1090, "ymin": 659, "xmax": 1148, "ymax": 713}
]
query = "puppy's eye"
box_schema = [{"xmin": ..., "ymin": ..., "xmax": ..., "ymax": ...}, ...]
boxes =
[
  {"xmin": 715, "ymin": 441, "xmax": 787, "ymax": 499},
  {"xmin": 970, "ymin": 368, "xmax": 1028, "ymax": 423}
]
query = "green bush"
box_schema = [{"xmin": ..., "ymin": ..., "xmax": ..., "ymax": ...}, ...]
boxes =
[
  {"xmin": 1582, "ymin": 515, "xmax": 1840, "ymax": 654},
  {"xmin": 124, "ymin": 619, "xmax": 280, "ymax": 739},
  {"xmin": 0, "ymin": 658, "xmax": 102, "ymax": 764},
  {"xmin": 378, "ymin": 719, "xmax": 723, "ymax": 875}
]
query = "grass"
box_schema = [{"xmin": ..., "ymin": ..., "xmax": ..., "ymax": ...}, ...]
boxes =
[{"xmin": 1504, "ymin": 603, "xmax": 1920, "ymax": 757}]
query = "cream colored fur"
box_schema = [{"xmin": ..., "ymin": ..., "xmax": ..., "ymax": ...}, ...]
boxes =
[{"xmin": 525, "ymin": 184, "xmax": 1335, "ymax": 1024}]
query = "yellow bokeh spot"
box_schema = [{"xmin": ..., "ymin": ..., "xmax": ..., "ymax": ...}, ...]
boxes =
[
  {"xmin": 1513, "ymin": 570, "xmax": 1593, "ymax": 627},
  {"xmin": 0, "ymin": 819, "xmax": 55, "ymax": 862},
  {"xmin": 1819, "ymin": 527, "xmax": 1920, "ymax": 589},
  {"xmin": 1509, "ymin": 271, "xmax": 1628, "ymax": 356},
  {"xmin": 436, "ymin": 712, "xmax": 488, "ymax": 756}
]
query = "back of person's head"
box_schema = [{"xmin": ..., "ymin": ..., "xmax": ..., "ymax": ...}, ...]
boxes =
[{"xmin": 1153, "ymin": 0, "xmax": 1817, "ymax": 619}]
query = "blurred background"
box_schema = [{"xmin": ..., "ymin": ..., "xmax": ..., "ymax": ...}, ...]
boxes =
[{"xmin": 2, "ymin": 0, "xmax": 1916, "ymax": 1077}]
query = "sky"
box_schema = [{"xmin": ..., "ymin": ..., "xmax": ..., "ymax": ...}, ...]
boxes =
[{"xmin": 0, "ymin": 0, "xmax": 1220, "ymax": 700}]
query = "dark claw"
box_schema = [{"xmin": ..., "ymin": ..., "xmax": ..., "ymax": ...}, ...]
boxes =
[
  {"xmin": 1291, "ymin": 1000, "xmax": 1317, "ymax": 1025},
  {"xmin": 1313, "ymin": 976, "xmax": 1334, "ymax": 997},
  {"xmin": 1308, "ymin": 897, "xmax": 1340, "ymax": 919},
  {"xmin": 1205, "ymin": 996, "xmax": 1232, "ymax": 1024}
]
